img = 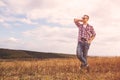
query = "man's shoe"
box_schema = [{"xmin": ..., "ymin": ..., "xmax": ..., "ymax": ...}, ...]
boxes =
[
  {"xmin": 81, "ymin": 64, "xmax": 90, "ymax": 72},
  {"xmin": 80, "ymin": 64, "xmax": 84, "ymax": 69},
  {"xmin": 85, "ymin": 65, "xmax": 90, "ymax": 72}
]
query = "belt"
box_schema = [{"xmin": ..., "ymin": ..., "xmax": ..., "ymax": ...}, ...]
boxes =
[{"xmin": 81, "ymin": 38, "xmax": 87, "ymax": 42}]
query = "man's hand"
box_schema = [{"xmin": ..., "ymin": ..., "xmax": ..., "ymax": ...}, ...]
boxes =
[
  {"xmin": 87, "ymin": 36, "xmax": 95, "ymax": 44},
  {"xmin": 87, "ymin": 39, "xmax": 92, "ymax": 44}
]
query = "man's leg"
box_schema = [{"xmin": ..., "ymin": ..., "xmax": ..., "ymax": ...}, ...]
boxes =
[
  {"xmin": 83, "ymin": 42, "xmax": 90, "ymax": 66},
  {"xmin": 81, "ymin": 42, "xmax": 90, "ymax": 73},
  {"xmin": 76, "ymin": 42, "xmax": 87, "ymax": 66}
]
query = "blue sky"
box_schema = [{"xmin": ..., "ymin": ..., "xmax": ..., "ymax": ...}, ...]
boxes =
[{"xmin": 0, "ymin": 0, "xmax": 120, "ymax": 56}]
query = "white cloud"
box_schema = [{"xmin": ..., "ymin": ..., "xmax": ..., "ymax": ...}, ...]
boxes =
[
  {"xmin": 2, "ymin": 0, "xmax": 120, "ymax": 24},
  {"xmin": 26, "ymin": 0, "xmax": 101, "ymax": 25},
  {"xmin": 2, "ymin": 0, "xmax": 100, "ymax": 25},
  {"xmin": 0, "ymin": 0, "xmax": 6, "ymax": 7},
  {"xmin": 8, "ymin": 37, "xmax": 19, "ymax": 43},
  {"xmin": 4, "ymin": 0, "xmax": 30, "ymax": 14},
  {"xmin": 1, "ymin": 23, "xmax": 12, "ymax": 28},
  {"xmin": 20, "ymin": 18, "xmax": 37, "ymax": 25},
  {"xmin": 22, "ymin": 25, "xmax": 78, "ymax": 53},
  {"xmin": 3, "ymin": 0, "xmax": 120, "ymax": 26},
  {"xmin": 0, "ymin": 18, "xmax": 4, "ymax": 22},
  {"xmin": 23, "ymin": 25, "xmax": 77, "ymax": 41},
  {"xmin": 0, "ymin": 37, "xmax": 25, "ymax": 49}
]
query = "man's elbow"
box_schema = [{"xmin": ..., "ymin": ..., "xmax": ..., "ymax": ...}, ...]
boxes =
[
  {"xmin": 93, "ymin": 33, "xmax": 96, "ymax": 38},
  {"xmin": 74, "ymin": 18, "xmax": 77, "ymax": 23}
]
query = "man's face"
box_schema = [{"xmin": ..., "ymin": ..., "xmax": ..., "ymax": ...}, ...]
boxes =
[{"xmin": 82, "ymin": 15, "xmax": 89, "ymax": 23}]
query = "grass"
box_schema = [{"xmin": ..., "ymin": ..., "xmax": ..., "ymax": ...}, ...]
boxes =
[{"xmin": 0, "ymin": 57, "xmax": 120, "ymax": 80}]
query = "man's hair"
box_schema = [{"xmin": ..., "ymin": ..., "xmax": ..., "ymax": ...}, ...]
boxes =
[{"xmin": 84, "ymin": 15, "xmax": 89, "ymax": 19}]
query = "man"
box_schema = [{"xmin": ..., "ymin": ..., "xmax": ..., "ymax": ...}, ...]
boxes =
[{"xmin": 74, "ymin": 15, "xmax": 96, "ymax": 71}]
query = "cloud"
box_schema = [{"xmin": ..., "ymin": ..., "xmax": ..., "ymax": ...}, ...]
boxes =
[
  {"xmin": 0, "ymin": 37, "xmax": 25, "ymax": 49},
  {"xmin": 20, "ymin": 18, "xmax": 37, "ymax": 25},
  {"xmin": 0, "ymin": 18, "xmax": 4, "ymax": 22},
  {"xmin": 2, "ymin": 0, "xmax": 120, "ymax": 26},
  {"xmin": 25, "ymin": 0, "xmax": 101, "ymax": 26},
  {"xmin": 5, "ymin": 0, "xmax": 120, "ymax": 28},
  {"xmin": 22, "ymin": 25, "xmax": 77, "ymax": 53},
  {"xmin": 2, "ymin": 0, "xmax": 100, "ymax": 26},
  {"xmin": 0, "ymin": 0, "xmax": 6, "ymax": 7},
  {"xmin": 8, "ymin": 37, "xmax": 17, "ymax": 42},
  {"xmin": 23, "ymin": 25, "xmax": 77, "ymax": 41},
  {"xmin": 3, "ymin": 0, "xmax": 30, "ymax": 14}
]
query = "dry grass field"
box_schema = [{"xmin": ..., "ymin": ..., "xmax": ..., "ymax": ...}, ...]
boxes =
[{"xmin": 0, "ymin": 57, "xmax": 120, "ymax": 80}]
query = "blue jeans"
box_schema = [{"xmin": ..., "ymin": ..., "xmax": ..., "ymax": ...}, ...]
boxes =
[{"xmin": 76, "ymin": 41, "xmax": 90, "ymax": 66}]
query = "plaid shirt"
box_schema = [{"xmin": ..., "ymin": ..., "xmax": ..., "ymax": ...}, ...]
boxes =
[{"xmin": 75, "ymin": 22, "xmax": 96, "ymax": 42}]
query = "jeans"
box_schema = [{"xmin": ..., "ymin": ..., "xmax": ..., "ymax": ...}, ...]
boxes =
[{"xmin": 76, "ymin": 41, "xmax": 90, "ymax": 66}]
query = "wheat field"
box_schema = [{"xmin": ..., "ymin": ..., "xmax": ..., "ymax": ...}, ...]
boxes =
[{"xmin": 0, "ymin": 57, "xmax": 120, "ymax": 80}]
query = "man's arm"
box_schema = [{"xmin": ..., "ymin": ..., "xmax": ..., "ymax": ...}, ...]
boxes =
[
  {"xmin": 74, "ymin": 18, "xmax": 83, "ymax": 27},
  {"xmin": 88, "ymin": 26, "xmax": 96, "ymax": 43},
  {"xmin": 88, "ymin": 36, "xmax": 95, "ymax": 44}
]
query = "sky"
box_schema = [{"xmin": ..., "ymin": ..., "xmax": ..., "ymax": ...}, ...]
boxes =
[{"xmin": 0, "ymin": 0, "xmax": 120, "ymax": 56}]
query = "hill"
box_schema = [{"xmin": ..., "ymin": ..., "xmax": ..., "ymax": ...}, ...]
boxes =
[{"xmin": 0, "ymin": 48, "xmax": 75, "ymax": 59}]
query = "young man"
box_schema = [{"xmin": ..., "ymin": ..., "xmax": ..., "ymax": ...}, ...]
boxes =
[{"xmin": 74, "ymin": 15, "xmax": 96, "ymax": 71}]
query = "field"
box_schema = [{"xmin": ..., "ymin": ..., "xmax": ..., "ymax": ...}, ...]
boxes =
[{"xmin": 0, "ymin": 57, "xmax": 120, "ymax": 80}]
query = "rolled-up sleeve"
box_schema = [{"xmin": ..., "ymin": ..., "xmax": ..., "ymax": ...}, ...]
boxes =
[
  {"xmin": 74, "ymin": 21, "xmax": 81, "ymax": 28},
  {"xmin": 90, "ymin": 26, "xmax": 96, "ymax": 37}
]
